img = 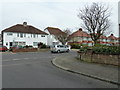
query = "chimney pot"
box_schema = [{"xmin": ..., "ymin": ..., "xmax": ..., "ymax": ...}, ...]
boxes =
[
  {"xmin": 23, "ymin": 22, "xmax": 27, "ymax": 27},
  {"xmin": 111, "ymin": 34, "xmax": 113, "ymax": 36},
  {"xmin": 79, "ymin": 28, "xmax": 82, "ymax": 31}
]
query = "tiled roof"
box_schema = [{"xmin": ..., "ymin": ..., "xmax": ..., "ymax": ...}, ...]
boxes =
[
  {"xmin": 2, "ymin": 24, "xmax": 48, "ymax": 35},
  {"xmin": 70, "ymin": 28, "xmax": 90, "ymax": 38},
  {"xmin": 107, "ymin": 34, "xmax": 117, "ymax": 40},
  {"xmin": 45, "ymin": 27, "xmax": 63, "ymax": 35},
  {"xmin": 100, "ymin": 35, "xmax": 108, "ymax": 39},
  {"xmin": 117, "ymin": 37, "xmax": 120, "ymax": 40}
]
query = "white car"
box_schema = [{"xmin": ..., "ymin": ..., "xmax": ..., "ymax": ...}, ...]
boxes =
[{"xmin": 50, "ymin": 45, "xmax": 71, "ymax": 53}]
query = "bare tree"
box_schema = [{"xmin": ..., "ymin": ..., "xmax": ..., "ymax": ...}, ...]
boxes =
[
  {"xmin": 78, "ymin": 3, "xmax": 111, "ymax": 45},
  {"xmin": 54, "ymin": 29, "xmax": 71, "ymax": 45}
]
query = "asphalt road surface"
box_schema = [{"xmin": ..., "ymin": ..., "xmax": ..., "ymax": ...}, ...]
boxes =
[{"xmin": 2, "ymin": 51, "xmax": 118, "ymax": 88}]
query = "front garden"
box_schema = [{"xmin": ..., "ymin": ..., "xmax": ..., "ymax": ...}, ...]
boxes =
[
  {"xmin": 77, "ymin": 44, "xmax": 120, "ymax": 66},
  {"xmin": 11, "ymin": 42, "xmax": 49, "ymax": 53}
]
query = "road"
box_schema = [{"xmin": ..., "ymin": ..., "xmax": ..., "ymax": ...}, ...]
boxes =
[{"xmin": 2, "ymin": 51, "xmax": 118, "ymax": 88}]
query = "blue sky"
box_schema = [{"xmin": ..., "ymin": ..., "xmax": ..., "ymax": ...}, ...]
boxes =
[{"xmin": 0, "ymin": 0, "xmax": 119, "ymax": 37}]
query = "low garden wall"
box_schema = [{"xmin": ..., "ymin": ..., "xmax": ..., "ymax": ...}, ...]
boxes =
[
  {"xmin": 12, "ymin": 48, "xmax": 38, "ymax": 52},
  {"xmin": 77, "ymin": 51, "xmax": 119, "ymax": 66}
]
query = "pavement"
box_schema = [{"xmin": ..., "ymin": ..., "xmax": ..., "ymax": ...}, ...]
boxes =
[{"xmin": 52, "ymin": 55, "xmax": 120, "ymax": 85}]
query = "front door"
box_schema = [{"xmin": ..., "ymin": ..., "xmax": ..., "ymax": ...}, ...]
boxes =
[{"xmin": 9, "ymin": 42, "xmax": 13, "ymax": 47}]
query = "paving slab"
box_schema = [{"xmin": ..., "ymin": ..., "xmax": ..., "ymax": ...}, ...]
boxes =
[{"xmin": 52, "ymin": 56, "xmax": 119, "ymax": 85}]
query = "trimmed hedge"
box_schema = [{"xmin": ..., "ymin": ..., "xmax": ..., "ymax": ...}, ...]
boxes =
[
  {"xmin": 41, "ymin": 44, "xmax": 47, "ymax": 48},
  {"xmin": 23, "ymin": 45, "xmax": 33, "ymax": 48},
  {"xmin": 79, "ymin": 46, "xmax": 89, "ymax": 53},
  {"xmin": 92, "ymin": 46, "xmax": 120, "ymax": 55},
  {"xmin": 78, "ymin": 45, "xmax": 120, "ymax": 55},
  {"xmin": 71, "ymin": 44, "xmax": 80, "ymax": 49}
]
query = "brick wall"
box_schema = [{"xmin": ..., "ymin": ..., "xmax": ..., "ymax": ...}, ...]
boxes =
[
  {"xmin": 12, "ymin": 48, "xmax": 38, "ymax": 52},
  {"xmin": 77, "ymin": 52, "xmax": 119, "ymax": 66}
]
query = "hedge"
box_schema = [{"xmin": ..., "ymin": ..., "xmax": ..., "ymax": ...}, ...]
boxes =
[
  {"xmin": 78, "ymin": 45, "xmax": 120, "ymax": 55},
  {"xmin": 92, "ymin": 46, "xmax": 120, "ymax": 55}
]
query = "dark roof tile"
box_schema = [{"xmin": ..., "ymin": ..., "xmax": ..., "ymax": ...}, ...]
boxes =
[
  {"xmin": 70, "ymin": 29, "xmax": 90, "ymax": 38},
  {"xmin": 45, "ymin": 27, "xmax": 63, "ymax": 35},
  {"xmin": 107, "ymin": 34, "xmax": 117, "ymax": 40},
  {"xmin": 2, "ymin": 24, "xmax": 48, "ymax": 35}
]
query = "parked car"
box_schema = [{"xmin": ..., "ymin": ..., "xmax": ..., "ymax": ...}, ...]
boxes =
[
  {"xmin": 50, "ymin": 45, "xmax": 71, "ymax": 53},
  {"xmin": 0, "ymin": 45, "xmax": 8, "ymax": 52},
  {"xmin": 9, "ymin": 45, "xmax": 23, "ymax": 51}
]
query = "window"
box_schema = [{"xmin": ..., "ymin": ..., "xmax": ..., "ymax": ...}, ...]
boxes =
[
  {"xmin": 19, "ymin": 42, "xmax": 25, "ymax": 46},
  {"xmin": 6, "ymin": 42, "xmax": 8, "ymax": 46},
  {"xmin": 24, "ymin": 33, "xmax": 26, "ymax": 37},
  {"xmin": 7, "ymin": 32, "xmax": 13, "ymax": 36},
  {"xmin": 17, "ymin": 33, "xmax": 19, "ymax": 37},
  {"xmin": 103, "ymin": 39, "xmax": 106, "ymax": 42},
  {"xmin": 33, "ymin": 34, "xmax": 36, "ymax": 38},
  {"xmin": 33, "ymin": 42, "xmax": 38, "ymax": 46},
  {"xmin": 60, "ymin": 45, "xmax": 64, "ymax": 47},
  {"xmin": 83, "ymin": 43, "xmax": 87, "ymax": 45},
  {"xmin": 57, "ymin": 45, "xmax": 60, "ymax": 47},
  {"xmin": 14, "ymin": 42, "xmax": 18, "ymax": 45},
  {"xmin": 9, "ymin": 42, "xmax": 13, "ymax": 47},
  {"xmin": 20, "ymin": 33, "xmax": 23, "ymax": 38},
  {"xmin": 83, "ymin": 37, "xmax": 87, "ymax": 40},
  {"xmin": 41, "ymin": 35, "xmax": 45, "ymax": 37}
]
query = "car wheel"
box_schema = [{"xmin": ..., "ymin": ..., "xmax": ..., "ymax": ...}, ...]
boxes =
[
  {"xmin": 57, "ymin": 50, "xmax": 60, "ymax": 53},
  {"xmin": 66, "ymin": 49, "xmax": 69, "ymax": 53},
  {"xmin": 2, "ymin": 50, "xmax": 5, "ymax": 52}
]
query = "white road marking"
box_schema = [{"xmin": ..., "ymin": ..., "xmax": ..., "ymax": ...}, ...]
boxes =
[
  {"xmin": 24, "ymin": 58, "xmax": 29, "ymax": 60},
  {"xmin": 2, "ymin": 60, "xmax": 11, "ymax": 62},
  {"xmin": 13, "ymin": 59, "xmax": 20, "ymax": 61}
]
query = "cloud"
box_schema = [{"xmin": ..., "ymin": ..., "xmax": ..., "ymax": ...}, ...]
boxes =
[
  {"xmin": 0, "ymin": 1, "xmax": 119, "ymax": 37},
  {"xmin": 0, "ymin": 0, "xmax": 119, "ymax": 3}
]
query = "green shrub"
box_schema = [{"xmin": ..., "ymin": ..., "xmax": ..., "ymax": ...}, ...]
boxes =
[
  {"xmin": 70, "ymin": 44, "xmax": 80, "ymax": 49},
  {"xmin": 92, "ymin": 46, "xmax": 120, "ymax": 55},
  {"xmin": 79, "ymin": 46, "xmax": 89, "ymax": 53},
  {"xmin": 94, "ymin": 43, "xmax": 108, "ymax": 47},
  {"xmin": 24, "ymin": 45, "xmax": 33, "ymax": 48},
  {"xmin": 41, "ymin": 44, "xmax": 47, "ymax": 48}
]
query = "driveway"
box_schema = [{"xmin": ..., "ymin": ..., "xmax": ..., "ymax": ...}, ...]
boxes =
[{"xmin": 2, "ymin": 51, "xmax": 118, "ymax": 88}]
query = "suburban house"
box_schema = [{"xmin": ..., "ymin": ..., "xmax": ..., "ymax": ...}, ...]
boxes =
[
  {"xmin": 68, "ymin": 28, "xmax": 119, "ymax": 46},
  {"xmin": 107, "ymin": 34, "xmax": 118, "ymax": 46},
  {"xmin": 2, "ymin": 22, "xmax": 48, "ymax": 49},
  {"xmin": 0, "ymin": 34, "xmax": 2, "ymax": 45},
  {"xmin": 44, "ymin": 27, "xmax": 63, "ymax": 46},
  {"xmin": 97, "ymin": 35, "xmax": 108, "ymax": 45},
  {"xmin": 68, "ymin": 28, "xmax": 93, "ymax": 46},
  {"xmin": 1, "ymin": 22, "xmax": 119, "ymax": 49}
]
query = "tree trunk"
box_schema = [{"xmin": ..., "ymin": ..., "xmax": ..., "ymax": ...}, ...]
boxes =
[{"xmin": 94, "ymin": 40, "xmax": 98, "ymax": 46}]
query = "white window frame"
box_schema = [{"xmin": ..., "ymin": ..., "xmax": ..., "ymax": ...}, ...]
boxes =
[{"xmin": 7, "ymin": 32, "xmax": 13, "ymax": 36}]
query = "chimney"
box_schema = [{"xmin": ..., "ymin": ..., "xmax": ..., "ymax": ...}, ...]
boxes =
[
  {"xmin": 79, "ymin": 28, "xmax": 82, "ymax": 31},
  {"xmin": 111, "ymin": 34, "xmax": 113, "ymax": 36},
  {"xmin": 23, "ymin": 22, "xmax": 27, "ymax": 27}
]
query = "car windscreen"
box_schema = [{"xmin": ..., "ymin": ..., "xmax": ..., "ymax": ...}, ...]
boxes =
[{"xmin": 50, "ymin": 46, "xmax": 55, "ymax": 48}]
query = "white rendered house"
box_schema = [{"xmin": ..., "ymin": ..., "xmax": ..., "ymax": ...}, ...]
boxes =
[
  {"xmin": 44, "ymin": 27, "xmax": 62, "ymax": 46},
  {"xmin": 0, "ymin": 34, "xmax": 2, "ymax": 45},
  {"xmin": 2, "ymin": 22, "xmax": 48, "ymax": 49}
]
